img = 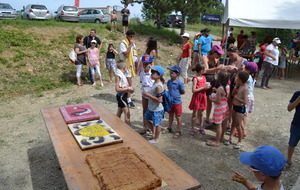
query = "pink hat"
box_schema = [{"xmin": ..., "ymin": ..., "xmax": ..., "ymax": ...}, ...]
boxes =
[
  {"xmin": 260, "ymin": 45, "xmax": 266, "ymax": 51},
  {"xmin": 212, "ymin": 45, "xmax": 225, "ymax": 54}
]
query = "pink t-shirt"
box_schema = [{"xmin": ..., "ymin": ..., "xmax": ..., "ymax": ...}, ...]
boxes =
[{"xmin": 88, "ymin": 48, "xmax": 100, "ymax": 66}]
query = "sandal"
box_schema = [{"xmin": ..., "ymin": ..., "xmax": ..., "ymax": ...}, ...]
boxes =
[
  {"xmin": 167, "ymin": 128, "xmax": 173, "ymax": 133},
  {"xmin": 284, "ymin": 161, "xmax": 292, "ymax": 170},
  {"xmin": 189, "ymin": 129, "xmax": 196, "ymax": 136},
  {"xmin": 199, "ymin": 129, "xmax": 206, "ymax": 135},
  {"xmin": 223, "ymin": 140, "xmax": 233, "ymax": 146},
  {"xmin": 173, "ymin": 132, "xmax": 181, "ymax": 139},
  {"xmin": 233, "ymin": 143, "xmax": 243, "ymax": 149}
]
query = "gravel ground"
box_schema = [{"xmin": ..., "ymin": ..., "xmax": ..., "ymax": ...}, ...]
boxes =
[{"xmin": 0, "ymin": 69, "xmax": 299, "ymax": 190}]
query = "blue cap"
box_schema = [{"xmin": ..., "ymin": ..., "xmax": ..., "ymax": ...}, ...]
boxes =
[
  {"xmin": 142, "ymin": 54, "xmax": 156, "ymax": 63},
  {"xmin": 150, "ymin": 65, "xmax": 164, "ymax": 76},
  {"xmin": 240, "ymin": 146, "xmax": 286, "ymax": 176},
  {"xmin": 167, "ymin": 65, "xmax": 181, "ymax": 74}
]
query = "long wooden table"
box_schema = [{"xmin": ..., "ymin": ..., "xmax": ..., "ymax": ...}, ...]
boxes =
[{"xmin": 41, "ymin": 102, "xmax": 201, "ymax": 190}]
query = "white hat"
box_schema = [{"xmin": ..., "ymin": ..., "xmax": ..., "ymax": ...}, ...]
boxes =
[
  {"xmin": 91, "ymin": 40, "xmax": 97, "ymax": 44},
  {"xmin": 273, "ymin": 37, "xmax": 281, "ymax": 44},
  {"xmin": 181, "ymin": 32, "xmax": 189, "ymax": 38}
]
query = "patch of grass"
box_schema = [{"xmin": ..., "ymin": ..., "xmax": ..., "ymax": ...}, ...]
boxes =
[
  {"xmin": 0, "ymin": 113, "xmax": 14, "ymax": 119},
  {"xmin": 0, "ymin": 57, "xmax": 8, "ymax": 65},
  {"xmin": 0, "ymin": 139, "xmax": 6, "ymax": 147},
  {"xmin": 66, "ymin": 97, "xmax": 84, "ymax": 105}
]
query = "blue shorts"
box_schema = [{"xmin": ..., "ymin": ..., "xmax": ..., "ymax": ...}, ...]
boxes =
[
  {"xmin": 144, "ymin": 109, "xmax": 164, "ymax": 127},
  {"xmin": 289, "ymin": 124, "xmax": 300, "ymax": 147}
]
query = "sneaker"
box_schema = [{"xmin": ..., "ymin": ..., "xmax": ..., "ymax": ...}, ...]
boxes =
[{"xmin": 128, "ymin": 101, "xmax": 135, "ymax": 109}]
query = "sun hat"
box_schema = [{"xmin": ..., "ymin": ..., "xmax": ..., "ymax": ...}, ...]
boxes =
[
  {"xmin": 240, "ymin": 146, "xmax": 286, "ymax": 177},
  {"xmin": 273, "ymin": 37, "xmax": 281, "ymax": 44},
  {"xmin": 181, "ymin": 32, "xmax": 189, "ymax": 38},
  {"xmin": 91, "ymin": 40, "xmax": 97, "ymax": 44},
  {"xmin": 212, "ymin": 45, "xmax": 225, "ymax": 54},
  {"xmin": 142, "ymin": 54, "xmax": 156, "ymax": 63},
  {"xmin": 243, "ymin": 62, "xmax": 258, "ymax": 73},
  {"xmin": 227, "ymin": 46, "xmax": 238, "ymax": 52},
  {"xmin": 167, "ymin": 65, "xmax": 181, "ymax": 74},
  {"xmin": 150, "ymin": 65, "xmax": 164, "ymax": 76}
]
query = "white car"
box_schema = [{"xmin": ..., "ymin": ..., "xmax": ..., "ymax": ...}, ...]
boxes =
[
  {"xmin": 54, "ymin": 5, "xmax": 79, "ymax": 22},
  {"xmin": 79, "ymin": 9, "xmax": 109, "ymax": 23},
  {"xmin": 22, "ymin": 4, "xmax": 51, "ymax": 20},
  {"xmin": 0, "ymin": 3, "xmax": 17, "ymax": 19}
]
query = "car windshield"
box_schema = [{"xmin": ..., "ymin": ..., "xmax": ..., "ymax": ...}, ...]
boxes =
[
  {"xmin": 63, "ymin": 6, "xmax": 78, "ymax": 11},
  {"xmin": 0, "ymin": 3, "xmax": 13, "ymax": 9},
  {"xmin": 31, "ymin": 5, "xmax": 47, "ymax": 10}
]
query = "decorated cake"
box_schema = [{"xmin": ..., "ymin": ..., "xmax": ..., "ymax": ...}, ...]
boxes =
[
  {"xmin": 68, "ymin": 119, "xmax": 123, "ymax": 150},
  {"xmin": 59, "ymin": 104, "xmax": 100, "ymax": 124},
  {"xmin": 86, "ymin": 147, "xmax": 162, "ymax": 190}
]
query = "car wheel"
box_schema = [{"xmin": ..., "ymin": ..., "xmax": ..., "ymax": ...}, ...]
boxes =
[
  {"xmin": 95, "ymin": 19, "xmax": 101, "ymax": 24},
  {"xmin": 27, "ymin": 15, "xmax": 31, "ymax": 20}
]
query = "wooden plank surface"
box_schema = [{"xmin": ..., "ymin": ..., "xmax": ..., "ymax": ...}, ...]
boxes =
[{"xmin": 41, "ymin": 102, "xmax": 201, "ymax": 190}]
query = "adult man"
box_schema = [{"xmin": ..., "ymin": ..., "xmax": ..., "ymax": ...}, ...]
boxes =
[
  {"xmin": 197, "ymin": 28, "xmax": 223, "ymax": 70},
  {"xmin": 237, "ymin": 30, "xmax": 244, "ymax": 49},
  {"xmin": 121, "ymin": 4, "xmax": 130, "ymax": 34},
  {"xmin": 290, "ymin": 32, "xmax": 300, "ymax": 58},
  {"xmin": 83, "ymin": 29, "xmax": 102, "ymax": 84},
  {"xmin": 120, "ymin": 30, "xmax": 136, "ymax": 108},
  {"xmin": 260, "ymin": 37, "xmax": 280, "ymax": 89},
  {"xmin": 248, "ymin": 31, "xmax": 257, "ymax": 54}
]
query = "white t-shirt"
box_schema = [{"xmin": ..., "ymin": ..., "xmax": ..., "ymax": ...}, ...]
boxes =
[
  {"xmin": 119, "ymin": 42, "xmax": 127, "ymax": 61},
  {"xmin": 264, "ymin": 43, "xmax": 279, "ymax": 66},
  {"xmin": 115, "ymin": 69, "xmax": 128, "ymax": 88},
  {"xmin": 256, "ymin": 182, "xmax": 284, "ymax": 190}
]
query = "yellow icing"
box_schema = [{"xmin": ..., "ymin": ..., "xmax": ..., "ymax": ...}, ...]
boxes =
[{"xmin": 79, "ymin": 124, "xmax": 110, "ymax": 137}]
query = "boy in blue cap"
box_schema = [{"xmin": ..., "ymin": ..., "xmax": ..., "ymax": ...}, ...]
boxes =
[
  {"xmin": 166, "ymin": 65, "xmax": 185, "ymax": 139},
  {"xmin": 232, "ymin": 146, "xmax": 286, "ymax": 190}
]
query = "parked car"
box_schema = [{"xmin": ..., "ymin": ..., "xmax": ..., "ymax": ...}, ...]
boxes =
[
  {"xmin": 54, "ymin": 5, "xmax": 79, "ymax": 22},
  {"xmin": 79, "ymin": 9, "xmax": 109, "ymax": 23},
  {"xmin": 0, "ymin": 3, "xmax": 18, "ymax": 19},
  {"xmin": 154, "ymin": 16, "xmax": 182, "ymax": 28},
  {"xmin": 22, "ymin": 4, "xmax": 51, "ymax": 20}
]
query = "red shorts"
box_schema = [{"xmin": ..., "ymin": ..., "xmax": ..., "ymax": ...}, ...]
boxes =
[{"xmin": 168, "ymin": 103, "xmax": 182, "ymax": 116}]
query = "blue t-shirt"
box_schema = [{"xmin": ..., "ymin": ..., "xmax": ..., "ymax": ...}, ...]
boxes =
[
  {"xmin": 199, "ymin": 35, "xmax": 214, "ymax": 55},
  {"xmin": 167, "ymin": 79, "xmax": 185, "ymax": 105},
  {"xmin": 290, "ymin": 91, "xmax": 300, "ymax": 127},
  {"xmin": 193, "ymin": 39, "xmax": 199, "ymax": 51}
]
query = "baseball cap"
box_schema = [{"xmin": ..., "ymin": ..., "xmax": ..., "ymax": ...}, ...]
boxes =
[
  {"xmin": 91, "ymin": 40, "xmax": 97, "ymax": 44},
  {"xmin": 202, "ymin": 28, "xmax": 211, "ymax": 32},
  {"xmin": 260, "ymin": 45, "xmax": 266, "ymax": 51},
  {"xmin": 240, "ymin": 146, "xmax": 286, "ymax": 177},
  {"xmin": 142, "ymin": 54, "xmax": 156, "ymax": 63},
  {"xmin": 181, "ymin": 32, "xmax": 189, "ymax": 38},
  {"xmin": 150, "ymin": 65, "xmax": 164, "ymax": 76},
  {"xmin": 273, "ymin": 37, "xmax": 281, "ymax": 44},
  {"xmin": 212, "ymin": 45, "xmax": 225, "ymax": 54},
  {"xmin": 167, "ymin": 65, "xmax": 181, "ymax": 74},
  {"xmin": 227, "ymin": 46, "xmax": 238, "ymax": 52},
  {"xmin": 243, "ymin": 62, "xmax": 258, "ymax": 73}
]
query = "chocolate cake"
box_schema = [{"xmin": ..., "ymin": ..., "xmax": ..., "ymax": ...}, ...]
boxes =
[{"xmin": 86, "ymin": 147, "xmax": 162, "ymax": 190}]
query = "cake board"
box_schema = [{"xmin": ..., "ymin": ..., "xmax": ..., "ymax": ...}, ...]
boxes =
[{"xmin": 59, "ymin": 104, "xmax": 100, "ymax": 124}]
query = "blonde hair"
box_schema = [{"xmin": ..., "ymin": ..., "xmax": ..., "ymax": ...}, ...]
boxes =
[{"xmin": 117, "ymin": 61, "xmax": 126, "ymax": 70}]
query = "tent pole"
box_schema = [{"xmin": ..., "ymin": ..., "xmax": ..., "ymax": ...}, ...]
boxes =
[{"xmin": 222, "ymin": 20, "xmax": 229, "ymax": 65}]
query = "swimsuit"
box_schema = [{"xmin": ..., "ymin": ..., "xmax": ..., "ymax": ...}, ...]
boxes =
[{"xmin": 233, "ymin": 104, "xmax": 246, "ymax": 114}]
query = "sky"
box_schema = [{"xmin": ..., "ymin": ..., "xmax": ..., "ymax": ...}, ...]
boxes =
[{"xmin": 5, "ymin": 0, "xmax": 143, "ymax": 18}]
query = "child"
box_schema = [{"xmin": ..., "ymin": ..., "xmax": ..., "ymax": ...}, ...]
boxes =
[
  {"xmin": 105, "ymin": 44, "xmax": 118, "ymax": 83},
  {"xmin": 115, "ymin": 62, "xmax": 135, "ymax": 125},
  {"xmin": 188, "ymin": 64, "xmax": 210, "ymax": 136},
  {"xmin": 138, "ymin": 55, "xmax": 155, "ymax": 135},
  {"xmin": 142, "ymin": 66, "xmax": 165, "ymax": 144},
  {"xmin": 253, "ymin": 45, "xmax": 266, "ymax": 82},
  {"xmin": 232, "ymin": 146, "xmax": 286, "ymax": 190},
  {"xmin": 206, "ymin": 70, "xmax": 230, "ymax": 147},
  {"xmin": 285, "ymin": 91, "xmax": 300, "ymax": 170},
  {"xmin": 225, "ymin": 70, "xmax": 249, "ymax": 149},
  {"xmin": 278, "ymin": 47, "xmax": 287, "ymax": 80},
  {"xmin": 166, "ymin": 65, "xmax": 185, "ymax": 139},
  {"xmin": 88, "ymin": 40, "xmax": 104, "ymax": 86},
  {"xmin": 110, "ymin": 10, "xmax": 118, "ymax": 32}
]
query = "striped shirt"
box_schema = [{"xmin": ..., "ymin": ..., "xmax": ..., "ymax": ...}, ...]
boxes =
[{"xmin": 212, "ymin": 85, "xmax": 230, "ymax": 124}]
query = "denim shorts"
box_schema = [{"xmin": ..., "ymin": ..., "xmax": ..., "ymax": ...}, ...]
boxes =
[
  {"xmin": 144, "ymin": 109, "xmax": 164, "ymax": 127},
  {"xmin": 289, "ymin": 124, "xmax": 300, "ymax": 147}
]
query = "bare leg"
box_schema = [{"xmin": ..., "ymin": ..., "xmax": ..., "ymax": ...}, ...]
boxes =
[
  {"xmin": 235, "ymin": 112, "xmax": 244, "ymax": 145},
  {"xmin": 123, "ymin": 107, "xmax": 130, "ymax": 126},
  {"xmin": 197, "ymin": 110, "xmax": 204, "ymax": 130},
  {"xmin": 116, "ymin": 108, "xmax": 123, "ymax": 118},
  {"xmin": 153, "ymin": 125, "xmax": 161, "ymax": 143},
  {"xmin": 175, "ymin": 115, "xmax": 182, "ymax": 132},
  {"xmin": 220, "ymin": 118, "xmax": 228, "ymax": 142},
  {"xmin": 287, "ymin": 146, "xmax": 295, "ymax": 163},
  {"xmin": 168, "ymin": 112, "xmax": 174, "ymax": 131},
  {"xmin": 145, "ymin": 120, "xmax": 154, "ymax": 135},
  {"xmin": 99, "ymin": 75, "xmax": 104, "ymax": 86},
  {"xmin": 228, "ymin": 110, "xmax": 237, "ymax": 142},
  {"xmin": 206, "ymin": 96, "xmax": 212, "ymax": 123},
  {"xmin": 191, "ymin": 110, "xmax": 197, "ymax": 131},
  {"xmin": 142, "ymin": 97, "xmax": 148, "ymax": 129}
]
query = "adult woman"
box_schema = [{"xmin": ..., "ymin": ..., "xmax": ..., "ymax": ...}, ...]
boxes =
[
  {"xmin": 239, "ymin": 35, "xmax": 251, "ymax": 54},
  {"xmin": 74, "ymin": 35, "xmax": 88, "ymax": 86},
  {"xmin": 177, "ymin": 32, "xmax": 192, "ymax": 85},
  {"xmin": 203, "ymin": 45, "xmax": 225, "ymax": 124}
]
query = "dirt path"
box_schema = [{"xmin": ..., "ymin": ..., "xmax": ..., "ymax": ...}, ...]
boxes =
[{"xmin": 0, "ymin": 66, "xmax": 300, "ymax": 189}]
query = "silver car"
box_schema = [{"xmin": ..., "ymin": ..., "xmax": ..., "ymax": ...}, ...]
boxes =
[
  {"xmin": 79, "ymin": 9, "xmax": 109, "ymax": 23},
  {"xmin": 54, "ymin": 5, "xmax": 79, "ymax": 22},
  {"xmin": 22, "ymin": 4, "xmax": 51, "ymax": 20},
  {"xmin": 0, "ymin": 3, "xmax": 17, "ymax": 19}
]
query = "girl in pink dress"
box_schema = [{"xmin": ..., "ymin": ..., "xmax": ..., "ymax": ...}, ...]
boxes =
[
  {"xmin": 88, "ymin": 40, "xmax": 104, "ymax": 86},
  {"xmin": 188, "ymin": 64, "xmax": 211, "ymax": 135}
]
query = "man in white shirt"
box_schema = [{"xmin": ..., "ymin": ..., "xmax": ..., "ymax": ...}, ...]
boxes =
[{"xmin": 260, "ymin": 37, "xmax": 280, "ymax": 89}]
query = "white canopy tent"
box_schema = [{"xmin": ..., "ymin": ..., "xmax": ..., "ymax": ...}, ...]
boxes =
[{"xmin": 222, "ymin": 0, "xmax": 300, "ymax": 29}]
